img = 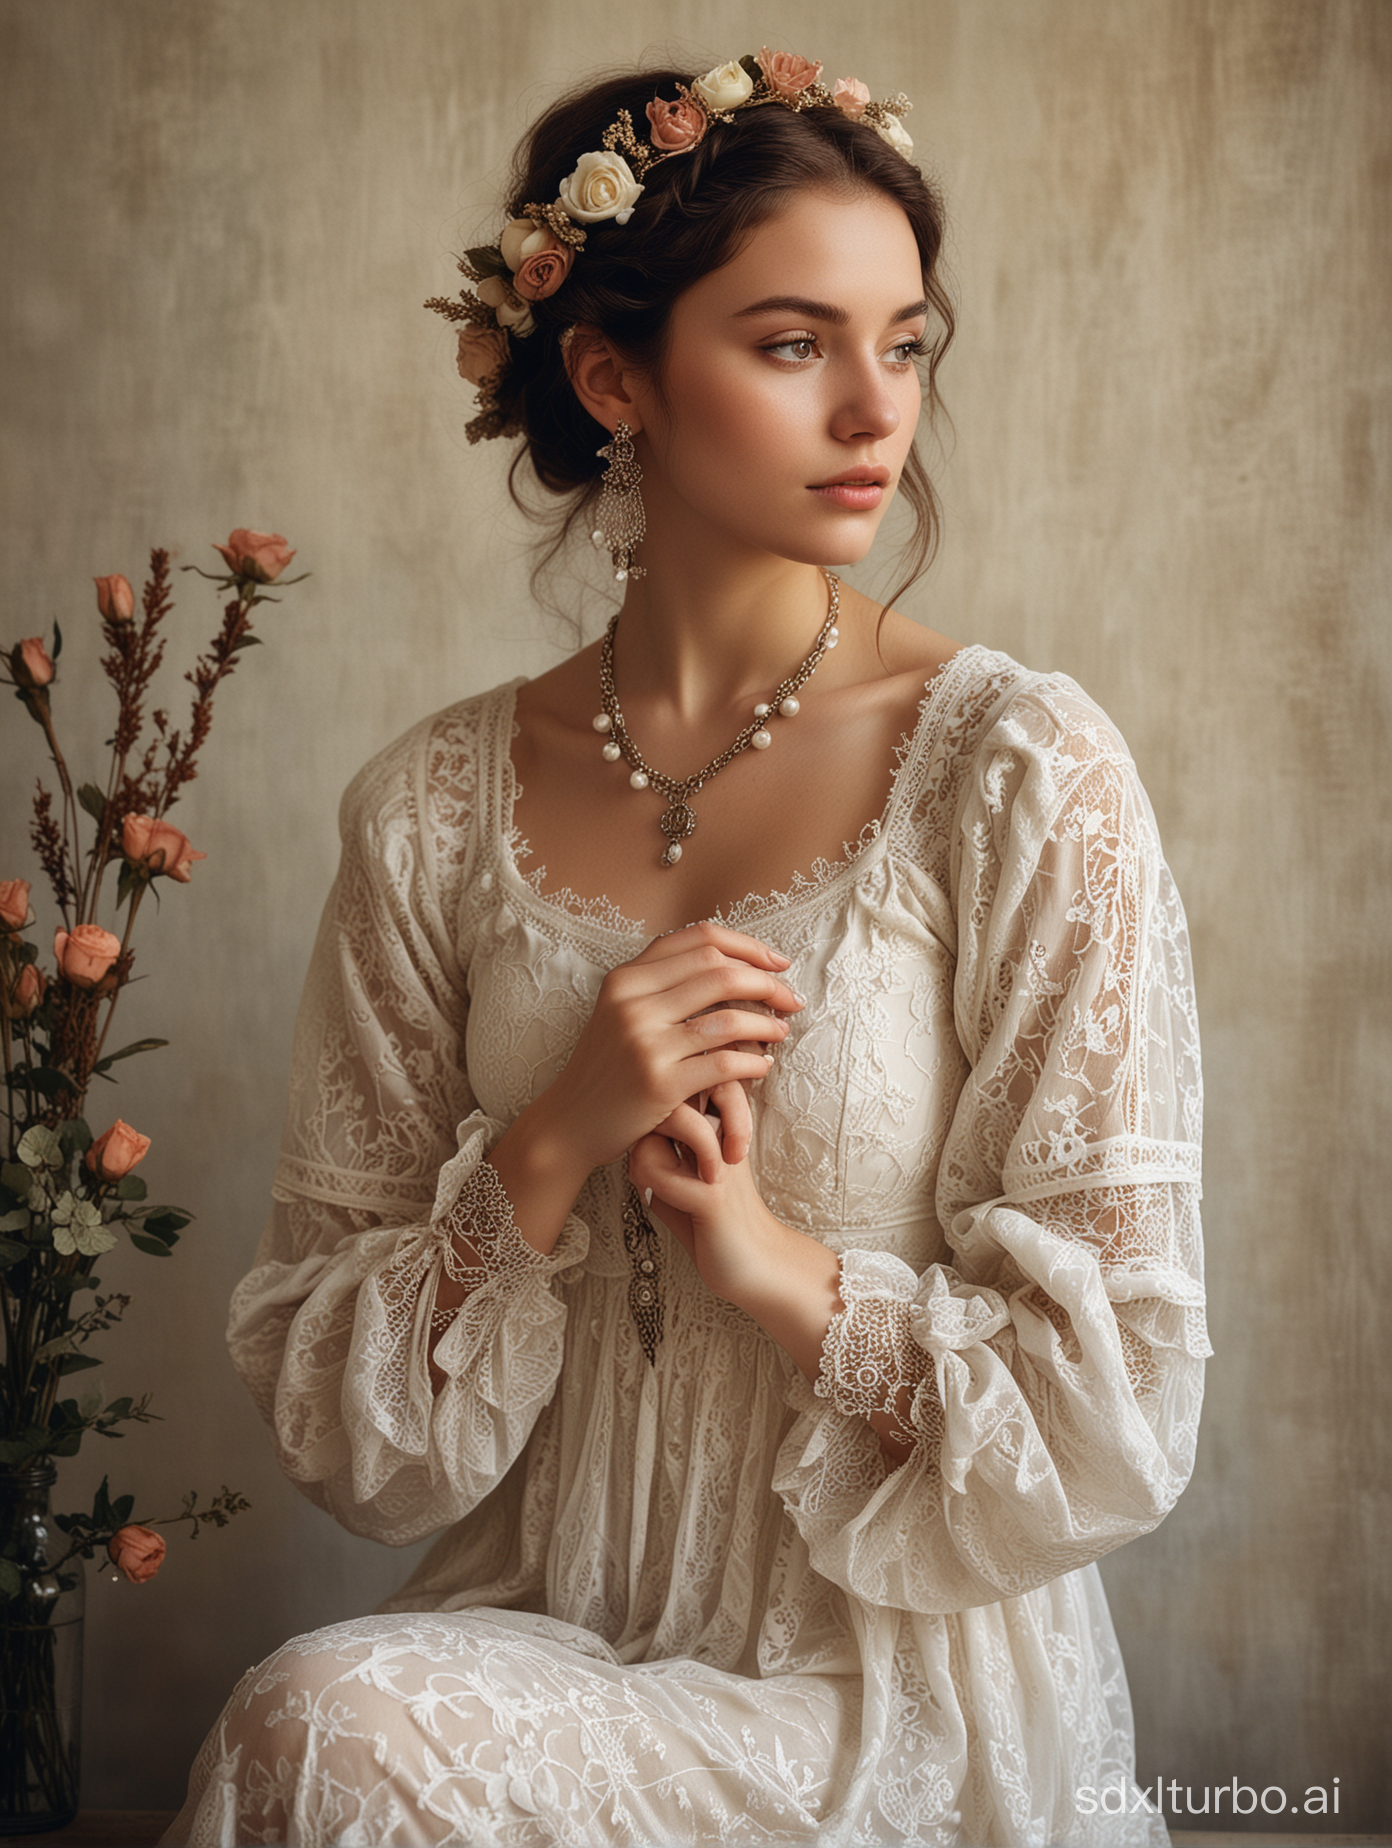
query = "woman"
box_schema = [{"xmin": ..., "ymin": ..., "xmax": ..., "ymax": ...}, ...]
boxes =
[{"xmin": 169, "ymin": 51, "xmax": 1207, "ymax": 1848}]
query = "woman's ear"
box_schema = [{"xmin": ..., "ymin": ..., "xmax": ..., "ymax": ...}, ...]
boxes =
[{"xmin": 564, "ymin": 326, "xmax": 643, "ymax": 436}]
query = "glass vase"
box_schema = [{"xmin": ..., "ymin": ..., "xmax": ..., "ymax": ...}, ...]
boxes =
[{"xmin": 0, "ymin": 1462, "xmax": 84, "ymax": 1834}]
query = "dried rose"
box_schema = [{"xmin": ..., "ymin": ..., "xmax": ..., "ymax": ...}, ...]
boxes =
[
  {"xmin": 4, "ymin": 964, "xmax": 45, "ymax": 1020},
  {"xmin": 558, "ymin": 150, "xmax": 643, "ymax": 225},
  {"xmin": 757, "ymin": 49, "xmax": 823, "ymax": 97},
  {"xmin": 0, "ymin": 879, "xmax": 29, "ymax": 930},
  {"xmin": 85, "ymin": 1118, "xmax": 152, "ymax": 1182},
  {"xmin": 647, "ymin": 94, "xmax": 707, "ymax": 153},
  {"xmin": 512, "ymin": 232, "xmax": 574, "ymax": 303},
  {"xmin": 831, "ymin": 77, "xmax": 870, "ymax": 119},
  {"xmin": 108, "ymin": 1526, "xmax": 166, "ymax": 1585},
  {"xmin": 93, "ymin": 574, "xmax": 135, "ymax": 622},
  {"xmin": 213, "ymin": 529, "xmax": 296, "ymax": 583},
  {"xmin": 53, "ymin": 923, "xmax": 121, "ymax": 989},
  {"xmin": 692, "ymin": 60, "xmax": 755, "ymax": 113},
  {"xmin": 11, "ymin": 638, "xmax": 55, "ymax": 689},
  {"xmin": 456, "ymin": 325, "xmax": 510, "ymax": 388},
  {"xmin": 122, "ymin": 814, "xmax": 206, "ymax": 883}
]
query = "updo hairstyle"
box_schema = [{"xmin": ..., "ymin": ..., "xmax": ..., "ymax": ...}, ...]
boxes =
[{"xmin": 489, "ymin": 64, "xmax": 955, "ymax": 594}]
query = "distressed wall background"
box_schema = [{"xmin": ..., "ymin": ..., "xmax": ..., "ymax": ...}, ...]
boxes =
[{"xmin": 2, "ymin": 0, "xmax": 1388, "ymax": 1828}]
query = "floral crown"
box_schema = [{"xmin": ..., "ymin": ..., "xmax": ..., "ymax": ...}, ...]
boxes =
[{"xmin": 426, "ymin": 49, "xmax": 914, "ymax": 443}]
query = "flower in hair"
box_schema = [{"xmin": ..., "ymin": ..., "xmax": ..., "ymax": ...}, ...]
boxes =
[{"xmin": 426, "ymin": 49, "xmax": 916, "ymax": 442}]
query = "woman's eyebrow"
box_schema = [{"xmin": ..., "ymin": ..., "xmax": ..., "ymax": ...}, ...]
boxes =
[{"xmin": 732, "ymin": 294, "xmax": 931, "ymax": 324}]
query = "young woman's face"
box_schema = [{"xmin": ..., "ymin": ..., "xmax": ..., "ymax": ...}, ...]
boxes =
[{"xmin": 631, "ymin": 185, "xmax": 929, "ymax": 567}]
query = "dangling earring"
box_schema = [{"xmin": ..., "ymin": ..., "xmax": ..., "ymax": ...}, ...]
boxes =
[{"xmin": 592, "ymin": 421, "xmax": 646, "ymax": 582}]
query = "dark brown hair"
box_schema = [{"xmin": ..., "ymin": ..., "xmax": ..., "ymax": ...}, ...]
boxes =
[{"xmin": 486, "ymin": 65, "xmax": 955, "ymax": 606}]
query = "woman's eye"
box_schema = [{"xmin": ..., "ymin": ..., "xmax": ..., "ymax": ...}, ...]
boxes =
[
  {"xmin": 763, "ymin": 337, "xmax": 819, "ymax": 363},
  {"xmin": 886, "ymin": 337, "xmax": 928, "ymax": 365}
]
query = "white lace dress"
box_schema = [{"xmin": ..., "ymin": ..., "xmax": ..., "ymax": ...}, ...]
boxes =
[{"xmin": 167, "ymin": 648, "xmax": 1207, "ymax": 1848}]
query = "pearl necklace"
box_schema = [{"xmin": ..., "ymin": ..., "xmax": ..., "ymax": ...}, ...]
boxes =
[{"xmin": 592, "ymin": 572, "xmax": 841, "ymax": 868}]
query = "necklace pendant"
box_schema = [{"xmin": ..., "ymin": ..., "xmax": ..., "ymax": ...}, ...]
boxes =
[{"xmin": 659, "ymin": 800, "xmax": 698, "ymax": 844}]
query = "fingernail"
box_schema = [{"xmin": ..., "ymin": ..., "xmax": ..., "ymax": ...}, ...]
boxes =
[
  {"xmin": 770, "ymin": 950, "xmax": 792, "ymax": 968},
  {"xmin": 789, "ymin": 988, "xmax": 806, "ymax": 1007},
  {"xmin": 643, "ymin": 1187, "xmax": 653, "ymax": 1208},
  {"xmin": 763, "ymin": 1048, "xmax": 776, "ymax": 1063}
]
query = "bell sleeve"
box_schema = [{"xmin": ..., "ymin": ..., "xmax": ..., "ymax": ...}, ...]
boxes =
[
  {"xmin": 226, "ymin": 709, "xmax": 588, "ymax": 1544},
  {"xmin": 773, "ymin": 677, "xmax": 1209, "ymax": 1612}
]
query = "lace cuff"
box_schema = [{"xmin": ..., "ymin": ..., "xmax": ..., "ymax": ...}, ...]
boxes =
[
  {"xmin": 434, "ymin": 1159, "xmax": 543, "ymax": 1299},
  {"xmin": 815, "ymin": 1262, "xmax": 941, "ymax": 1454}
]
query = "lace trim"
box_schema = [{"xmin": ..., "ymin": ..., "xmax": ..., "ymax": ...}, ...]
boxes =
[
  {"xmin": 816, "ymin": 1268, "xmax": 941, "ymax": 1455},
  {"xmin": 495, "ymin": 648, "xmax": 1000, "ymax": 947}
]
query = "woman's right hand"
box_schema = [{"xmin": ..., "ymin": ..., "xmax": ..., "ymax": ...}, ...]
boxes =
[{"xmin": 533, "ymin": 920, "xmax": 802, "ymax": 1187}]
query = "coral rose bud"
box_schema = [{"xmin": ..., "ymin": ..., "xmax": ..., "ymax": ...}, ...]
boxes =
[
  {"xmin": 0, "ymin": 880, "xmax": 30, "ymax": 930},
  {"xmin": 512, "ymin": 234, "xmax": 574, "ymax": 303},
  {"xmin": 11, "ymin": 638, "xmax": 55, "ymax": 689},
  {"xmin": 6, "ymin": 964, "xmax": 45, "ymax": 1020},
  {"xmin": 93, "ymin": 574, "xmax": 136, "ymax": 622},
  {"xmin": 85, "ymin": 1118, "xmax": 152, "ymax": 1182},
  {"xmin": 757, "ymin": 49, "xmax": 823, "ymax": 98},
  {"xmin": 108, "ymin": 1525, "xmax": 166, "ymax": 1585},
  {"xmin": 53, "ymin": 923, "xmax": 122, "ymax": 989},
  {"xmin": 646, "ymin": 94, "xmax": 708, "ymax": 153},
  {"xmin": 831, "ymin": 77, "xmax": 871, "ymax": 119},
  {"xmin": 121, "ymin": 814, "xmax": 206, "ymax": 883},
  {"xmin": 213, "ymin": 529, "xmax": 296, "ymax": 583}
]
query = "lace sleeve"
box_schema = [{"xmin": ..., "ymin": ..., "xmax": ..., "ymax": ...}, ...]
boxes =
[
  {"xmin": 227, "ymin": 701, "xmax": 587, "ymax": 1545},
  {"xmin": 776, "ymin": 679, "xmax": 1209, "ymax": 1612}
]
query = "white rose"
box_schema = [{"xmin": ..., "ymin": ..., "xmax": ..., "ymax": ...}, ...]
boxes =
[
  {"xmin": 499, "ymin": 219, "xmax": 560, "ymax": 272},
  {"xmin": 477, "ymin": 273, "xmax": 535, "ymax": 335},
  {"xmin": 558, "ymin": 151, "xmax": 644, "ymax": 225},
  {"xmin": 871, "ymin": 113, "xmax": 914, "ymax": 160},
  {"xmin": 692, "ymin": 59, "xmax": 755, "ymax": 113}
]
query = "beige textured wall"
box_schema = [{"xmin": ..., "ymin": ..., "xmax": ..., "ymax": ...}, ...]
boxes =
[{"xmin": 2, "ymin": 0, "xmax": 1388, "ymax": 1826}]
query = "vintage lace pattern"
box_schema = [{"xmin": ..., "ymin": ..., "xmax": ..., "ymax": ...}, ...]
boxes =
[{"xmin": 170, "ymin": 650, "xmax": 1206, "ymax": 1848}]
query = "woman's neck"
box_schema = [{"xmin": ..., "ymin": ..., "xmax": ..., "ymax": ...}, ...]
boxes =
[{"xmin": 606, "ymin": 551, "xmax": 835, "ymax": 726}]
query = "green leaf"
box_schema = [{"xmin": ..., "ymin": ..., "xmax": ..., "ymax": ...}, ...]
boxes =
[
  {"xmin": 55, "ymin": 1353, "xmax": 101, "ymax": 1375},
  {"xmin": 2, "ymin": 1161, "xmax": 32, "ymax": 1196},
  {"xmin": 93, "ymin": 1038, "xmax": 168, "ymax": 1075},
  {"xmin": 51, "ymin": 619, "xmax": 63, "ymax": 663},
  {"xmin": 140, "ymin": 1208, "xmax": 191, "ymax": 1239},
  {"xmin": 112, "ymin": 1493, "xmax": 134, "ymax": 1525},
  {"xmin": 48, "ymin": 1429, "xmax": 82, "ymax": 1457},
  {"xmin": 115, "ymin": 1174, "xmax": 147, "ymax": 1201},
  {"xmin": 116, "ymin": 863, "xmax": 139, "ymax": 911},
  {"xmin": 9, "ymin": 1066, "xmax": 72, "ymax": 1099},
  {"xmin": 130, "ymin": 1234, "xmax": 172, "ymax": 1257},
  {"xmin": 78, "ymin": 782, "xmax": 107, "ymax": 823},
  {"xmin": 229, "ymin": 632, "xmax": 263, "ymax": 652},
  {"xmin": 0, "ymin": 1208, "xmax": 30, "ymax": 1233},
  {"xmin": 0, "ymin": 1558, "xmax": 21, "ymax": 1601},
  {"xmin": 0, "ymin": 1238, "xmax": 28, "ymax": 1270},
  {"xmin": 464, "ymin": 244, "xmax": 509, "ymax": 278},
  {"xmin": 739, "ymin": 52, "xmax": 761, "ymax": 80}
]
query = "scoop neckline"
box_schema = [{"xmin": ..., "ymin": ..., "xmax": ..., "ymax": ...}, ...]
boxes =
[{"xmin": 493, "ymin": 644, "xmax": 991, "ymax": 952}]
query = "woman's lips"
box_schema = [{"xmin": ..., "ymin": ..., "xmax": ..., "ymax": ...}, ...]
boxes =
[{"xmin": 809, "ymin": 480, "xmax": 885, "ymax": 510}]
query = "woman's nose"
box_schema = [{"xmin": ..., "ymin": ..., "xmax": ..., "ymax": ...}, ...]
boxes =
[{"xmin": 829, "ymin": 358, "xmax": 902, "ymax": 444}]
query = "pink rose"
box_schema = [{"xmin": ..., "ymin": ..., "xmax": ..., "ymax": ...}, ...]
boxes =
[
  {"xmin": 5, "ymin": 964, "xmax": 45, "ymax": 1020},
  {"xmin": 512, "ymin": 233, "xmax": 574, "ymax": 303},
  {"xmin": 831, "ymin": 77, "xmax": 870, "ymax": 119},
  {"xmin": 11, "ymin": 638, "xmax": 55, "ymax": 689},
  {"xmin": 456, "ymin": 325, "xmax": 509, "ymax": 388},
  {"xmin": 121, "ymin": 814, "xmax": 206, "ymax": 884},
  {"xmin": 646, "ymin": 93, "xmax": 708, "ymax": 153},
  {"xmin": 757, "ymin": 48, "xmax": 823, "ymax": 97},
  {"xmin": 85, "ymin": 1118, "xmax": 152, "ymax": 1182},
  {"xmin": 93, "ymin": 574, "xmax": 135, "ymax": 622},
  {"xmin": 0, "ymin": 880, "xmax": 29, "ymax": 930},
  {"xmin": 53, "ymin": 923, "xmax": 122, "ymax": 989},
  {"xmin": 108, "ymin": 1525, "xmax": 166, "ymax": 1585},
  {"xmin": 213, "ymin": 529, "xmax": 296, "ymax": 583}
]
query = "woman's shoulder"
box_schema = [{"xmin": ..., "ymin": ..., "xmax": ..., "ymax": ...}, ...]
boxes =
[
  {"xmin": 927, "ymin": 643, "xmax": 1136, "ymax": 780},
  {"xmin": 337, "ymin": 676, "xmax": 522, "ymax": 850}
]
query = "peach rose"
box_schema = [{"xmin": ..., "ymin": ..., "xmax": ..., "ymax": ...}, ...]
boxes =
[
  {"xmin": 53, "ymin": 923, "xmax": 121, "ymax": 989},
  {"xmin": 0, "ymin": 880, "xmax": 29, "ymax": 930},
  {"xmin": 513, "ymin": 232, "xmax": 574, "ymax": 303},
  {"xmin": 831, "ymin": 77, "xmax": 870, "ymax": 119},
  {"xmin": 108, "ymin": 1525, "xmax": 166, "ymax": 1585},
  {"xmin": 85, "ymin": 1118, "xmax": 152, "ymax": 1182},
  {"xmin": 93, "ymin": 574, "xmax": 135, "ymax": 622},
  {"xmin": 647, "ymin": 93, "xmax": 707, "ymax": 153},
  {"xmin": 121, "ymin": 814, "xmax": 206, "ymax": 883},
  {"xmin": 757, "ymin": 49, "xmax": 823, "ymax": 97},
  {"xmin": 213, "ymin": 529, "xmax": 296, "ymax": 583},
  {"xmin": 456, "ymin": 325, "xmax": 509, "ymax": 388},
  {"xmin": 6, "ymin": 963, "xmax": 45, "ymax": 1020},
  {"xmin": 11, "ymin": 638, "xmax": 55, "ymax": 689}
]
